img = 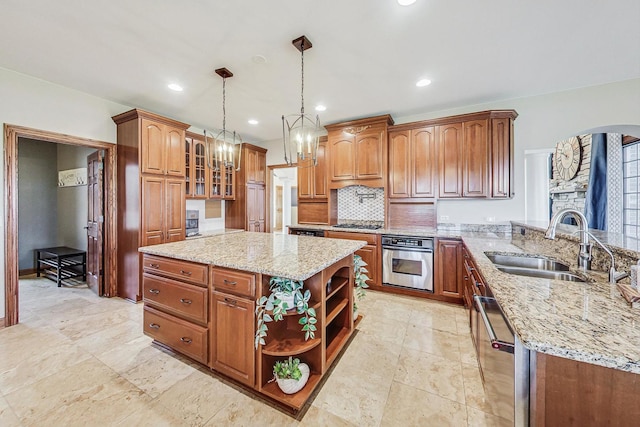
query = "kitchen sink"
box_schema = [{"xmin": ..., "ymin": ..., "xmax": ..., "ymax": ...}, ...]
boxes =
[
  {"xmin": 485, "ymin": 253, "xmax": 570, "ymax": 271},
  {"xmin": 493, "ymin": 265, "xmax": 586, "ymax": 282},
  {"xmin": 485, "ymin": 252, "xmax": 586, "ymax": 282}
]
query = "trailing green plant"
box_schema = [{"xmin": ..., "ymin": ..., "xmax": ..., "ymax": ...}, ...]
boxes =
[
  {"xmin": 353, "ymin": 254, "xmax": 370, "ymax": 313},
  {"xmin": 272, "ymin": 356, "xmax": 303, "ymax": 381},
  {"xmin": 255, "ymin": 276, "xmax": 317, "ymax": 349}
]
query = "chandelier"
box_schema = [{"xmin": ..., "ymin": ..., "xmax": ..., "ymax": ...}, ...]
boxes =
[
  {"xmin": 282, "ymin": 35, "xmax": 321, "ymax": 167},
  {"xmin": 205, "ymin": 67, "xmax": 242, "ymax": 172}
]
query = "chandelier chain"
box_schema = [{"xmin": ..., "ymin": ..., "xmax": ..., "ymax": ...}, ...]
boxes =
[
  {"xmin": 222, "ymin": 77, "xmax": 226, "ymax": 132},
  {"xmin": 300, "ymin": 47, "xmax": 305, "ymax": 115}
]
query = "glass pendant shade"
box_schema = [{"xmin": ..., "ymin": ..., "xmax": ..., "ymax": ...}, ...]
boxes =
[
  {"xmin": 282, "ymin": 112, "xmax": 320, "ymax": 166},
  {"xmin": 205, "ymin": 67, "xmax": 242, "ymax": 171},
  {"xmin": 282, "ymin": 35, "xmax": 321, "ymax": 167}
]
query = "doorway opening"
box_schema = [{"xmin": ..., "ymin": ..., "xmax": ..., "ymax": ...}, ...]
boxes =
[
  {"xmin": 4, "ymin": 125, "xmax": 117, "ymax": 327},
  {"xmin": 266, "ymin": 165, "xmax": 297, "ymax": 234}
]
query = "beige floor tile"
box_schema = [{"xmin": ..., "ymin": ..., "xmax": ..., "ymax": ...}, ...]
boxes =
[
  {"xmin": 73, "ymin": 319, "xmax": 143, "ymax": 355},
  {"xmin": 0, "ymin": 394, "xmax": 22, "ymax": 427},
  {"xmin": 298, "ymin": 405, "xmax": 357, "ymax": 426},
  {"xmin": 466, "ymin": 406, "xmax": 513, "ymax": 427},
  {"xmin": 394, "ymin": 347, "xmax": 465, "ymax": 404},
  {"xmin": 0, "ymin": 342, "xmax": 92, "ymax": 394},
  {"xmin": 115, "ymin": 399, "xmax": 186, "ymax": 426},
  {"xmin": 458, "ymin": 333, "xmax": 478, "ymax": 365},
  {"xmin": 95, "ymin": 335, "xmax": 160, "ymax": 373},
  {"xmin": 356, "ymin": 313, "xmax": 408, "ymax": 346},
  {"xmin": 0, "ymin": 324, "xmax": 69, "ymax": 372},
  {"xmin": 408, "ymin": 306, "xmax": 459, "ymax": 334},
  {"xmin": 120, "ymin": 350, "xmax": 197, "ymax": 398},
  {"xmin": 332, "ymin": 333, "xmax": 401, "ymax": 387},
  {"xmin": 403, "ymin": 324, "xmax": 461, "ymax": 360},
  {"xmin": 205, "ymin": 391, "xmax": 297, "ymax": 426},
  {"xmin": 53, "ymin": 309, "xmax": 135, "ymax": 341},
  {"xmin": 370, "ymin": 298, "xmax": 414, "ymax": 323},
  {"xmin": 155, "ymin": 369, "xmax": 240, "ymax": 425},
  {"xmin": 380, "ymin": 381, "xmax": 468, "ymax": 427}
]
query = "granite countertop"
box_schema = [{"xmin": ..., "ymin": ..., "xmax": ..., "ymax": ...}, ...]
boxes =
[
  {"xmin": 139, "ymin": 231, "xmax": 366, "ymax": 281},
  {"xmin": 462, "ymin": 234, "xmax": 640, "ymax": 374}
]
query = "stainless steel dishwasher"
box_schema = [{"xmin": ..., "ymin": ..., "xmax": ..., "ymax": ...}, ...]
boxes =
[{"xmin": 474, "ymin": 292, "xmax": 530, "ymax": 426}]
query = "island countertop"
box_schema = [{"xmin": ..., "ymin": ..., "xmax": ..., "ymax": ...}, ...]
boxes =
[{"xmin": 139, "ymin": 231, "xmax": 366, "ymax": 281}]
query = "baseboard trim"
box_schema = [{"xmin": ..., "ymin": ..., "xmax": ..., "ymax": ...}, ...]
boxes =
[
  {"xmin": 19, "ymin": 268, "xmax": 36, "ymax": 277},
  {"xmin": 0, "ymin": 317, "xmax": 5, "ymax": 329}
]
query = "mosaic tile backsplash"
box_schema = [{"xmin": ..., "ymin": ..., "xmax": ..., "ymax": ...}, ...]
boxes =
[{"xmin": 337, "ymin": 185, "xmax": 385, "ymax": 222}]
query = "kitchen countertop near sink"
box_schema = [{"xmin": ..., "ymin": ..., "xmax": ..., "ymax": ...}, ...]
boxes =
[
  {"xmin": 140, "ymin": 231, "xmax": 365, "ymax": 281},
  {"xmin": 288, "ymin": 223, "xmax": 511, "ymax": 239},
  {"xmin": 462, "ymin": 235, "xmax": 640, "ymax": 374}
]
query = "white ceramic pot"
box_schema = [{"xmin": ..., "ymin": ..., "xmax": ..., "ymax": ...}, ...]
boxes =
[
  {"xmin": 275, "ymin": 292, "xmax": 295, "ymax": 310},
  {"xmin": 276, "ymin": 363, "xmax": 310, "ymax": 394}
]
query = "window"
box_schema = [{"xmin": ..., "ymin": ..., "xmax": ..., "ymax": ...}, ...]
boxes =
[{"xmin": 623, "ymin": 141, "xmax": 640, "ymax": 238}]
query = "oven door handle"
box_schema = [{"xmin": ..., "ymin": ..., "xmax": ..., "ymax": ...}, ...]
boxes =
[
  {"xmin": 474, "ymin": 295, "xmax": 514, "ymax": 354},
  {"xmin": 382, "ymin": 246, "xmax": 433, "ymax": 253}
]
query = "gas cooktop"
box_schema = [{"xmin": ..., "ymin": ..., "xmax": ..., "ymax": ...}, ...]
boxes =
[{"xmin": 332, "ymin": 223, "xmax": 383, "ymax": 230}]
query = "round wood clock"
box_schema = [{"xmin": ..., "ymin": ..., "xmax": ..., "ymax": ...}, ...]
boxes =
[{"xmin": 554, "ymin": 136, "xmax": 582, "ymax": 180}]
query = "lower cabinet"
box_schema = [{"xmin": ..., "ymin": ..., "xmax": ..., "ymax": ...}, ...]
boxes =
[
  {"xmin": 211, "ymin": 290, "xmax": 255, "ymax": 387},
  {"xmin": 435, "ymin": 239, "xmax": 463, "ymax": 301},
  {"xmin": 324, "ymin": 231, "xmax": 380, "ymax": 287},
  {"xmin": 141, "ymin": 254, "xmax": 209, "ymax": 364},
  {"xmin": 210, "ymin": 267, "xmax": 256, "ymax": 387}
]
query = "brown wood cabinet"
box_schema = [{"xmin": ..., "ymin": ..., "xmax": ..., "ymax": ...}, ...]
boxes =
[
  {"xmin": 298, "ymin": 138, "xmax": 327, "ymax": 199},
  {"xmin": 142, "ymin": 254, "xmax": 209, "ymax": 365},
  {"xmin": 490, "ymin": 117, "xmax": 515, "ymax": 198},
  {"xmin": 435, "ymin": 239, "xmax": 463, "ymax": 301},
  {"xmin": 185, "ymin": 132, "xmax": 207, "ymax": 199},
  {"xmin": 225, "ymin": 144, "xmax": 267, "ymax": 232},
  {"xmin": 462, "ymin": 120, "xmax": 490, "ymax": 197},
  {"xmin": 437, "ymin": 122, "xmax": 464, "ymax": 198},
  {"xmin": 388, "ymin": 126, "xmax": 437, "ymax": 199},
  {"xmin": 324, "ymin": 231, "xmax": 380, "ymax": 287},
  {"xmin": 325, "ymin": 115, "xmax": 394, "ymax": 189},
  {"xmin": 112, "ymin": 109, "xmax": 189, "ymax": 301}
]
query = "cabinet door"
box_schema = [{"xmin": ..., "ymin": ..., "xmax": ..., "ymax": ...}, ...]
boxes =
[
  {"xmin": 166, "ymin": 127, "xmax": 186, "ymax": 177},
  {"xmin": 313, "ymin": 142, "xmax": 328, "ymax": 198},
  {"xmin": 412, "ymin": 127, "xmax": 437, "ymax": 198},
  {"xmin": 438, "ymin": 123, "xmax": 463, "ymax": 198},
  {"xmin": 192, "ymin": 139, "xmax": 207, "ymax": 198},
  {"xmin": 245, "ymin": 149, "xmax": 258, "ymax": 183},
  {"xmin": 185, "ymin": 137, "xmax": 192, "ymax": 196},
  {"xmin": 142, "ymin": 176, "xmax": 165, "ymax": 246},
  {"xmin": 211, "ymin": 291, "xmax": 255, "ymax": 386},
  {"xmin": 223, "ymin": 164, "xmax": 235, "ymax": 200},
  {"xmin": 436, "ymin": 239, "xmax": 462, "ymax": 299},
  {"xmin": 141, "ymin": 119, "xmax": 166, "ymax": 175},
  {"xmin": 356, "ymin": 245, "xmax": 377, "ymax": 287},
  {"xmin": 462, "ymin": 120, "xmax": 489, "ymax": 198},
  {"xmin": 246, "ymin": 184, "xmax": 265, "ymax": 232},
  {"xmin": 256, "ymin": 150, "xmax": 266, "ymax": 184},
  {"xmin": 165, "ymin": 178, "xmax": 185, "ymax": 242},
  {"xmin": 298, "ymin": 157, "xmax": 314, "ymax": 199},
  {"xmin": 355, "ymin": 128, "xmax": 384, "ymax": 180},
  {"xmin": 491, "ymin": 117, "xmax": 513, "ymax": 198},
  {"xmin": 329, "ymin": 136, "xmax": 355, "ymax": 181},
  {"xmin": 388, "ymin": 130, "xmax": 411, "ymax": 198}
]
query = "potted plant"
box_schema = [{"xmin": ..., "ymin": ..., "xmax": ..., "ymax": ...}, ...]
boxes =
[
  {"xmin": 271, "ymin": 356, "xmax": 310, "ymax": 394},
  {"xmin": 353, "ymin": 254, "xmax": 370, "ymax": 317},
  {"xmin": 255, "ymin": 277, "xmax": 317, "ymax": 348}
]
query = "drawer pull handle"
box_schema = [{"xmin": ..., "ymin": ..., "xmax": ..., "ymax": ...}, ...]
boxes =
[
  {"xmin": 180, "ymin": 298, "xmax": 192, "ymax": 305},
  {"xmin": 223, "ymin": 279, "xmax": 237, "ymax": 286},
  {"xmin": 224, "ymin": 297, "xmax": 237, "ymax": 306},
  {"xmin": 180, "ymin": 270, "xmax": 192, "ymax": 276},
  {"xmin": 148, "ymin": 289, "xmax": 160, "ymax": 294},
  {"xmin": 149, "ymin": 263, "xmax": 159, "ymax": 269},
  {"xmin": 149, "ymin": 323, "xmax": 160, "ymax": 329},
  {"xmin": 180, "ymin": 337, "xmax": 192, "ymax": 344}
]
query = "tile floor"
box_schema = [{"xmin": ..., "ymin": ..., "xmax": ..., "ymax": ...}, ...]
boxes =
[{"xmin": 0, "ymin": 277, "xmax": 511, "ymax": 426}]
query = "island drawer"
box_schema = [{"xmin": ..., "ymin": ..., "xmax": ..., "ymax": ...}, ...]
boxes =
[
  {"xmin": 142, "ymin": 254, "xmax": 208, "ymax": 286},
  {"xmin": 325, "ymin": 231, "xmax": 378, "ymax": 245},
  {"xmin": 211, "ymin": 267, "xmax": 256, "ymax": 298},
  {"xmin": 143, "ymin": 306, "xmax": 208, "ymax": 364},
  {"xmin": 143, "ymin": 273, "xmax": 208, "ymax": 324}
]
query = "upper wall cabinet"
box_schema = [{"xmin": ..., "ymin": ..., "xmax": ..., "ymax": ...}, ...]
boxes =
[
  {"xmin": 389, "ymin": 110, "xmax": 517, "ymax": 200},
  {"xmin": 298, "ymin": 137, "xmax": 328, "ymax": 199},
  {"xmin": 325, "ymin": 115, "xmax": 394, "ymax": 189},
  {"xmin": 140, "ymin": 117, "xmax": 186, "ymax": 177},
  {"xmin": 185, "ymin": 132, "xmax": 207, "ymax": 199}
]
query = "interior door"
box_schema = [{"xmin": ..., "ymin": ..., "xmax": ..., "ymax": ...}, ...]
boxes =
[
  {"xmin": 87, "ymin": 150, "xmax": 104, "ymax": 296},
  {"xmin": 275, "ymin": 186, "xmax": 283, "ymax": 231}
]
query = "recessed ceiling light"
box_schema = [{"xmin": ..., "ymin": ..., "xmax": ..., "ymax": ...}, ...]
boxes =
[
  {"xmin": 315, "ymin": 104, "xmax": 327, "ymax": 112},
  {"xmin": 398, "ymin": 0, "xmax": 416, "ymax": 6},
  {"xmin": 416, "ymin": 78, "xmax": 432, "ymax": 87},
  {"xmin": 167, "ymin": 83, "xmax": 183, "ymax": 92},
  {"xmin": 248, "ymin": 119, "xmax": 259, "ymax": 125},
  {"xmin": 252, "ymin": 55, "xmax": 267, "ymax": 64}
]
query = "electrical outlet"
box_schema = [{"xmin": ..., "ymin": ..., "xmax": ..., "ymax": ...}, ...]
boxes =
[
  {"xmin": 486, "ymin": 216, "xmax": 496, "ymax": 222},
  {"xmin": 440, "ymin": 215, "xmax": 450, "ymax": 221}
]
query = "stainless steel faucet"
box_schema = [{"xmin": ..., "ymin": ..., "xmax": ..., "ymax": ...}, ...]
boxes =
[
  {"xmin": 545, "ymin": 208, "xmax": 592, "ymax": 270},
  {"xmin": 545, "ymin": 208, "xmax": 629, "ymax": 283}
]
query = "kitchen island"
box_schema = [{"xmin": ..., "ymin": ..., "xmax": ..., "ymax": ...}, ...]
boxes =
[{"xmin": 138, "ymin": 231, "xmax": 365, "ymax": 412}]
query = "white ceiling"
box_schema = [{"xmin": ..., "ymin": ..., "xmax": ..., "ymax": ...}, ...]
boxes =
[{"xmin": 1, "ymin": 0, "xmax": 638, "ymax": 143}]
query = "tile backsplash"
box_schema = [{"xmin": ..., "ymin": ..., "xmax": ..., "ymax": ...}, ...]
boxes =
[{"xmin": 337, "ymin": 186, "xmax": 385, "ymax": 221}]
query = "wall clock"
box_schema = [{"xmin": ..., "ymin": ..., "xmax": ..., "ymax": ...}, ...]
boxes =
[{"xmin": 554, "ymin": 136, "xmax": 582, "ymax": 180}]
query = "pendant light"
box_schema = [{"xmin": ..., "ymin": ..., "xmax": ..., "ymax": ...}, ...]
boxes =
[
  {"xmin": 205, "ymin": 67, "xmax": 242, "ymax": 172},
  {"xmin": 282, "ymin": 35, "xmax": 321, "ymax": 167}
]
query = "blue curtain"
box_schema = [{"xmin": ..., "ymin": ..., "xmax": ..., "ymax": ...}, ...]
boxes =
[{"xmin": 585, "ymin": 133, "xmax": 607, "ymax": 230}]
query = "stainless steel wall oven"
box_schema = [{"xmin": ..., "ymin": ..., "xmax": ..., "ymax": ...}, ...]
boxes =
[{"xmin": 382, "ymin": 235, "xmax": 434, "ymax": 292}]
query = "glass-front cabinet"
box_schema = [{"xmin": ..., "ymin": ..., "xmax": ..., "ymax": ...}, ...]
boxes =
[{"xmin": 186, "ymin": 132, "xmax": 235, "ymax": 200}]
